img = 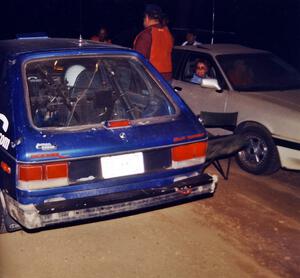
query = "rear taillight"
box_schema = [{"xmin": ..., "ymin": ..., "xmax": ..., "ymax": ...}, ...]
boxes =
[
  {"xmin": 171, "ymin": 142, "xmax": 207, "ymax": 169},
  {"xmin": 19, "ymin": 165, "xmax": 43, "ymax": 181},
  {"xmin": 18, "ymin": 162, "xmax": 69, "ymax": 190},
  {"xmin": 45, "ymin": 163, "xmax": 68, "ymax": 179}
]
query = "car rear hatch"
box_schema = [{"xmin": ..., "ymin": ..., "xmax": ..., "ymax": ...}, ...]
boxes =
[{"xmin": 15, "ymin": 52, "xmax": 208, "ymax": 194}]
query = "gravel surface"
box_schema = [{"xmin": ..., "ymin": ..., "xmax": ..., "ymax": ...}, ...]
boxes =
[{"xmin": 0, "ymin": 162, "xmax": 299, "ymax": 278}]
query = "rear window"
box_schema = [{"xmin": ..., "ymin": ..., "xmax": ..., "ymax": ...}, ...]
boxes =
[{"xmin": 25, "ymin": 56, "xmax": 176, "ymax": 128}]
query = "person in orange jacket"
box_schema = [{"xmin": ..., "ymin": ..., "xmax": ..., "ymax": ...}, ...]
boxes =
[{"xmin": 133, "ymin": 4, "xmax": 173, "ymax": 81}]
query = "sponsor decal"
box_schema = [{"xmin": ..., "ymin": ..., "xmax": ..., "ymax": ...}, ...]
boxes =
[
  {"xmin": 173, "ymin": 133, "xmax": 205, "ymax": 142},
  {"xmin": 36, "ymin": 143, "xmax": 57, "ymax": 151},
  {"xmin": 30, "ymin": 153, "xmax": 67, "ymax": 159},
  {"xmin": 0, "ymin": 113, "xmax": 10, "ymax": 150},
  {"xmin": 0, "ymin": 113, "xmax": 9, "ymax": 132}
]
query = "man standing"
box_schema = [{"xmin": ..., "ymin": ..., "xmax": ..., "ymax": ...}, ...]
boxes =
[{"xmin": 134, "ymin": 4, "xmax": 173, "ymax": 81}]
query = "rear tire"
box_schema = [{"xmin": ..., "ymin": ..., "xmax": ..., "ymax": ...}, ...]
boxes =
[{"xmin": 235, "ymin": 124, "xmax": 280, "ymax": 175}]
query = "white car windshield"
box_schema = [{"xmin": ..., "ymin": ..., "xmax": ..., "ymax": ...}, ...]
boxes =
[
  {"xmin": 217, "ymin": 53, "xmax": 300, "ymax": 91},
  {"xmin": 25, "ymin": 56, "xmax": 176, "ymax": 128}
]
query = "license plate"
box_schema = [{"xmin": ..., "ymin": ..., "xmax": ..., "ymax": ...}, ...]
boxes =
[{"xmin": 101, "ymin": 152, "xmax": 145, "ymax": 179}]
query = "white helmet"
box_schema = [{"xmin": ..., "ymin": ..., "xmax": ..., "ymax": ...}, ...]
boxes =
[{"xmin": 64, "ymin": 65, "xmax": 86, "ymax": 87}]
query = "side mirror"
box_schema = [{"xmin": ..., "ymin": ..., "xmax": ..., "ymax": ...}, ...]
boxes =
[{"xmin": 201, "ymin": 78, "xmax": 222, "ymax": 92}]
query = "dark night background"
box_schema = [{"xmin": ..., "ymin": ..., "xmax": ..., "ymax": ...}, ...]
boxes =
[{"xmin": 1, "ymin": 0, "xmax": 299, "ymax": 69}]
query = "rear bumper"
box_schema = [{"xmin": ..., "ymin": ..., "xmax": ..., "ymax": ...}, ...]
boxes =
[
  {"xmin": 274, "ymin": 137, "xmax": 300, "ymax": 170},
  {"xmin": 4, "ymin": 173, "xmax": 217, "ymax": 230}
]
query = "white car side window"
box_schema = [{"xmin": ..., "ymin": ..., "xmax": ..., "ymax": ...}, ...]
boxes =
[{"xmin": 184, "ymin": 56, "xmax": 213, "ymax": 84}]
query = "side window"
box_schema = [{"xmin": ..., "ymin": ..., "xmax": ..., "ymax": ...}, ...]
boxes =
[
  {"xmin": 183, "ymin": 54, "xmax": 214, "ymax": 82},
  {"xmin": 182, "ymin": 53, "xmax": 228, "ymax": 89}
]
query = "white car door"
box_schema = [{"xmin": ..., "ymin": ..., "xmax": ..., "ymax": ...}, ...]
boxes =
[
  {"xmin": 173, "ymin": 79, "xmax": 229, "ymax": 114},
  {"xmin": 172, "ymin": 50, "xmax": 230, "ymax": 115}
]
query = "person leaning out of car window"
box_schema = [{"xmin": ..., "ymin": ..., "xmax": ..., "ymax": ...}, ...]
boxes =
[{"xmin": 190, "ymin": 59, "xmax": 209, "ymax": 84}]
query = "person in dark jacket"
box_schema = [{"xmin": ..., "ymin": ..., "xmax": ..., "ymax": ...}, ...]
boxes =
[
  {"xmin": 90, "ymin": 27, "xmax": 112, "ymax": 43},
  {"xmin": 133, "ymin": 4, "xmax": 173, "ymax": 81},
  {"xmin": 182, "ymin": 30, "xmax": 202, "ymax": 46}
]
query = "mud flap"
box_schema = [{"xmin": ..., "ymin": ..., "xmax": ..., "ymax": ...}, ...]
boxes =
[
  {"xmin": 3, "ymin": 212, "xmax": 22, "ymax": 232},
  {"xmin": 0, "ymin": 192, "xmax": 21, "ymax": 232}
]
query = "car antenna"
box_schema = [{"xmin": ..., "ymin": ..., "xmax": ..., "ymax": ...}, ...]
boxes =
[
  {"xmin": 78, "ymin": 0, "xmax": 83, "ymax": 46},
  {"xmin": 79, "ymin": 34, "xmax": 83, "ymax": 47},
  {"xmin": 210, "ymin": 0, "xmax": 215, "ymax": 44}
]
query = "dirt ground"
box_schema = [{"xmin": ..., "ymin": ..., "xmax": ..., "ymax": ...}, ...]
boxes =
[{"xmin": 0, "ymin": 162, "xmax": 299, "ymax": 278}]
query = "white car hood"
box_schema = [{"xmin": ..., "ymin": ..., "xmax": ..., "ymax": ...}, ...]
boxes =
[
  {"xmin": 245, "ymin": 90, "xmax": 300, "ymax": 112},
  {"xmin": 231, "ymin": 89, "xmax": 300, "ymax": 143}
]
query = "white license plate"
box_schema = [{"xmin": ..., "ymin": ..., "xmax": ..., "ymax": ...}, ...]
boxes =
[{"xmin": 101, "ymin": 152, "xmax": 145, "ymax": 179}]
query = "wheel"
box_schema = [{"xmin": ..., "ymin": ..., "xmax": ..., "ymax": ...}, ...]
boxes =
[
  {"xmin": 235, "ymin": 124, "xmax": 280, "ymax": 175},
  {"xmin": 0, "ymin": 201, "xmax": 7, "ymax": 234}
]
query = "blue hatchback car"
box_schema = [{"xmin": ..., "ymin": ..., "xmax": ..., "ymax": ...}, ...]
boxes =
[{"xmin": 0, "ymin": 37, "xmax": 217, "ymax": 232}]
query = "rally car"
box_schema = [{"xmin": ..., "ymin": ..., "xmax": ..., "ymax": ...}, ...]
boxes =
[{"xmin": 0, "ymin": 36, "xmax": 217, "ymax": 232}]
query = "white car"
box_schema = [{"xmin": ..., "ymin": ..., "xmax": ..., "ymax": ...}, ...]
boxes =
[{"xmin": 172, "ymin": 44, "xmax": 300, "ymax": 175}]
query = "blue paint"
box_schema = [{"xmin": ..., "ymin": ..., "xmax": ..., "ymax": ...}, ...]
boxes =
[{"xmin": 0, "ymin": 38, "xmax": 213, "ymax": 230}]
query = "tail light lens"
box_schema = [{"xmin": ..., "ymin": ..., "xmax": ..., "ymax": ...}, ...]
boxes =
[
  {"xmin": 18, "ymin": 162, "xmax": 69, "ymax": 190},
  {"xmin": 19, "ymin": 165, "xmax": 43, "ymax": 182},
  {"xmin": 45, "ymin": 163, "xmax": 68, "ymax": 179},
  {"xmin": 171, "ymin": 142, "xmax": 207, "ymax": 169}
]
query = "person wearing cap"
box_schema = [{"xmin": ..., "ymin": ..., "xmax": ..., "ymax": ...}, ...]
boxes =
[{"xmin": 133, "ymin": 4, "xmax": 173, "ymax": 81}]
